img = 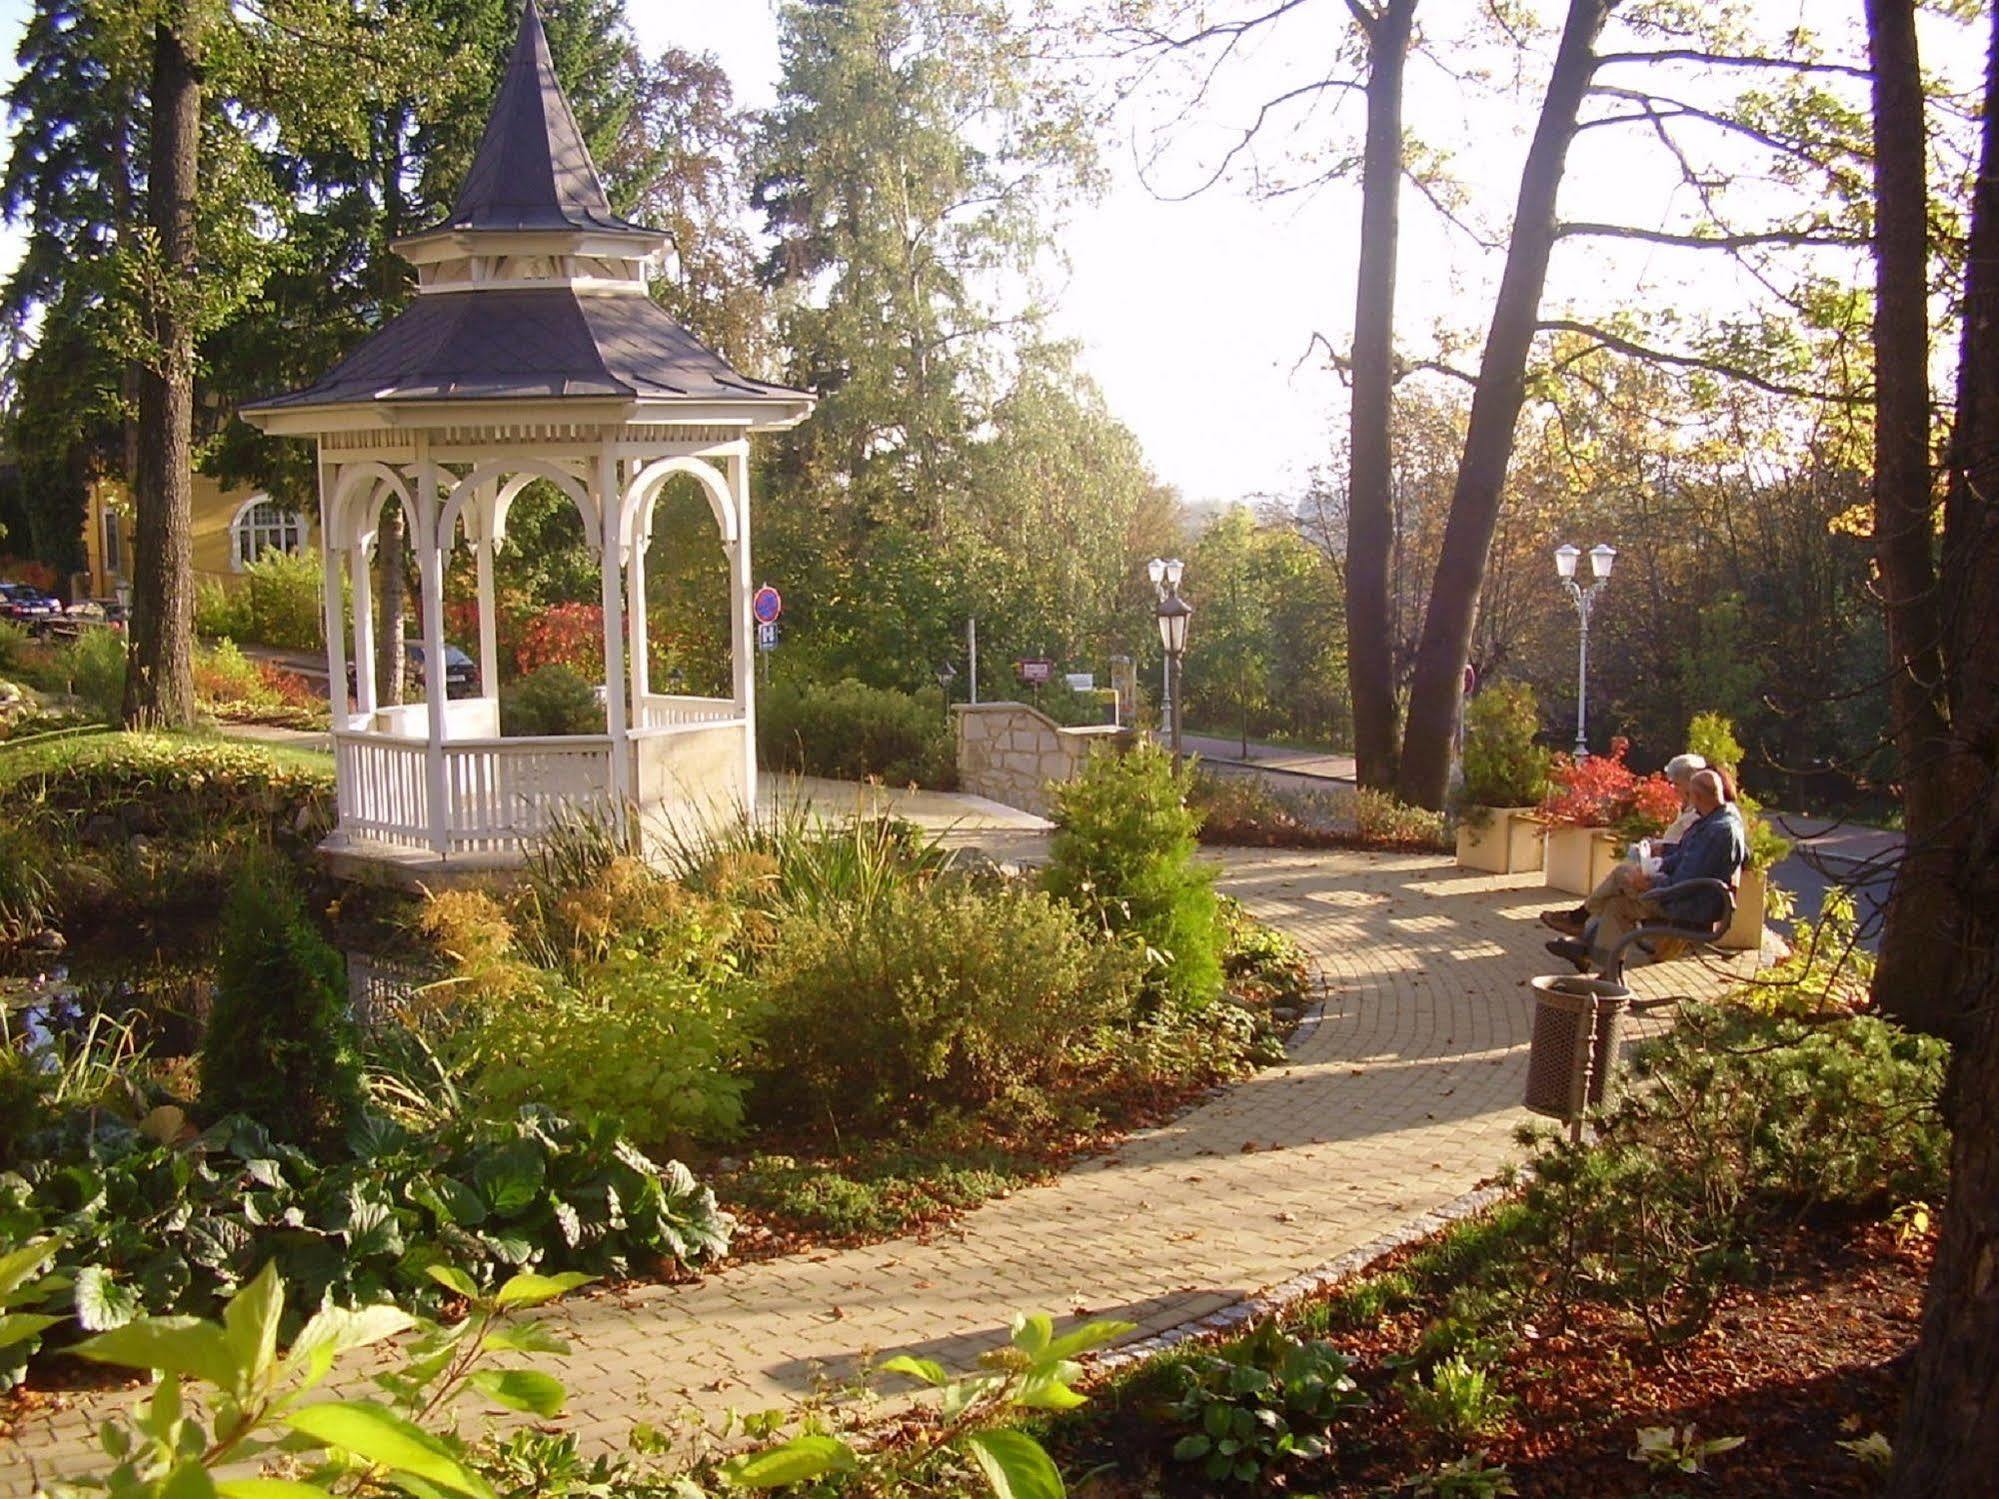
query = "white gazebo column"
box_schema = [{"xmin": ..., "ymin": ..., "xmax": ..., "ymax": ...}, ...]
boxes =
[
  {"xmin": 626, "ymin": 507, "xmax": 651, "ymax": 725},
  {"xmin": 473, "ymin": 483, "xmax": 500, "ymax": 701},
  {"xmin": 597, "ymin": 451, "xmax": 632, "ymax": 808},
  {"xmin": 726, "ymin": 447, "xmax": 755, "ymax": 813},
  {"xmin": 350, "ymin": 539, "xmax": 378, "ymax": 719},
  {"xmin": 320, "ymin": 479, "xmax": 350, "ymax": 726},
  {"xmin": 417, "ymin": 463, "xmax": 450, "ymax": 855}
]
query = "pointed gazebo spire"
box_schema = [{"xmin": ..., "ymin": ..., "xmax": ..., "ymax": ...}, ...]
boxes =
[{"xmin": 447, "ymin": 0, "xmax": 628, "ymax": 234}]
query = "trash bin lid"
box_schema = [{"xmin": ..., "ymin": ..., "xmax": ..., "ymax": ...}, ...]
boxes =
[{"xmin": 1530, "ymin": 974, "xmax": 1632, "ymax": 1001}]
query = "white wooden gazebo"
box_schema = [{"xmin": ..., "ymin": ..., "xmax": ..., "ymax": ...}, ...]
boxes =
[{"xmin": 242, "ymin": 1, "xmax": 811, "ymax": 870}]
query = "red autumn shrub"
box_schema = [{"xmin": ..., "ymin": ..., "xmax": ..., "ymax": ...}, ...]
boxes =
[
  {"xmin": 514, "ymin": 601, "xmax": 605, "ymax": 680},
  {"xmin": 1539, "ymin": 738, "xmax": 1682, "ymax": 837}
]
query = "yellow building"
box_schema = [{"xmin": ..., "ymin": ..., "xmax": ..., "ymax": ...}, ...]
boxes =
[{"xmin": 80, "ymin": 475, "xmax": 316, "ymax": 601}]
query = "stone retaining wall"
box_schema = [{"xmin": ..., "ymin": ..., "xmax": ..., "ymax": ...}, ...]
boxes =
[{"xmin": 954, "ymin": 702, "xmax": 1130, "ymax": 816}]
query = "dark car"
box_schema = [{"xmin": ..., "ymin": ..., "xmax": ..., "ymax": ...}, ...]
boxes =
[
  {"xmin": 347, "ymin": 640, "xmax": 480, "ymax": 700},
  {"xmin": 0, "ymin": 582, "xmax": 61, "ymax": 623}
]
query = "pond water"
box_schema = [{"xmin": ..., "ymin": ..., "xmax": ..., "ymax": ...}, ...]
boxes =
[{"xmin": 3, "ymin": 943, "xmax": 423, "ymax": 1066}]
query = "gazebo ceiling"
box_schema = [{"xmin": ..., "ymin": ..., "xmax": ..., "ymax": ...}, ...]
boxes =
[{"xmin": 241, "ymin": 0, "xmax": 810, "ymax": 433}]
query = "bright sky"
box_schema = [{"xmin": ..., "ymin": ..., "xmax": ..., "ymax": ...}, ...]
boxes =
[{"xmin": 0, "ymin": 0, "xmax": 1952, "ymax": 507}]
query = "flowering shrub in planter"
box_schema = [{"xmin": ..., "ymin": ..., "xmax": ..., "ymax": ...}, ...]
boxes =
[{"xmin": 1538, "ymin": 737, "xmax": 1680, "ymax": 839}]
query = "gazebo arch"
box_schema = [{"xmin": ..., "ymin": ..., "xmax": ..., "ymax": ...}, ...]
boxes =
[{"xmin": 241, "ymin": 1, "xmax": 812, "ymax": 874}]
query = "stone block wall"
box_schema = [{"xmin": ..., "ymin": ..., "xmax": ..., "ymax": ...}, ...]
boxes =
[{"xmin": 954, "ymin": 702, "xmax": 1130, "ymax": 816}]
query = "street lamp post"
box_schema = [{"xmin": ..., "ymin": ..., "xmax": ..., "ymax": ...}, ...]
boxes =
[
  {"xmin": 1149, "ymin": 557, "xmax": 1192, "ymax": 768},
  {"xmin": 1555, "ymin": 542, "xmax": 1617, "ymax": 757}
]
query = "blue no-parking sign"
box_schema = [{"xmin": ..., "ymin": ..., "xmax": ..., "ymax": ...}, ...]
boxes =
[{"xmin": 752, "ymin": 585, "xmax": 783, "ymax": 625}]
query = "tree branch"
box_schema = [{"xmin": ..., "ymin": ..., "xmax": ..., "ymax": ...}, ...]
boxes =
[
  {"xmin": 1556, "ymin": 220, "xmax": 1866, "ymax": 250},
  {"xmin": 1596, "ymin": 49, "xmax": 1875, "ymax": 81},
  {"xmin": 1535, "ymin": 318, "xmax": 1866, "ymax": 403}
]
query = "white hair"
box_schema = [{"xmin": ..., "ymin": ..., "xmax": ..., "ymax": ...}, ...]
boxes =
[{"xmin": 1664, "ymin": 753, "xmax": 1708, "ymax": 780}]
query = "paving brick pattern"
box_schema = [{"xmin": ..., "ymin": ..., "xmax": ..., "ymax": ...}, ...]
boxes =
[{"xmin": 3, "ymin": 849, "xmax": 1753, "ymax": 1493}]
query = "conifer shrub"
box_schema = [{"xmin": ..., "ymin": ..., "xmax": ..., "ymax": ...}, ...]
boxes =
[
  {"xmin": 1045, "ymin": 740, "xmax": 1223, "ymax": 1009},
  {"xmin": 1460, "ymin": 681, "xmax": 1551, "ymax": 809},
  {"xmin": 198, "ymin": 856, "xmax": 362, "ymax": 1149}
]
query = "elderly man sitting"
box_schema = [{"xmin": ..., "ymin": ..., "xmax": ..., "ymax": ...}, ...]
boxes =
[
  {"xmin": 1540, "ymin": 752, "xmax": 1708, "ymax": 939},
  {"xmin": 1544, "ymin": 767, "xmax": 1747, "ymax": 974}
]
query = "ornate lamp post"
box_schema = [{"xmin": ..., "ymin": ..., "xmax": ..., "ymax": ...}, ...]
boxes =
[
  {"xmin": 1149, "ymin": 557, "xmax": 1191, "ymax": 768},
  {"xmin": 1555, "ymin": 542, "xmax": 1616, "ymax": 757}
]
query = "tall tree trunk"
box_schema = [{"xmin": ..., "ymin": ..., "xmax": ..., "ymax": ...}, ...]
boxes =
[
  {"xmin": 1887, "ymin": 11, "xmax": 1999, "ymax": 1488},
  {"xmin": 1393, "ymin": 0, "xmax": 1609, "ymax": 810},
  {"xmin": 1345, "ymin": 0, "xmax": 1416, "ymax": 790},
  {"xmin": 122, "ymin": 13, "xmax": 200, "ymax": 730},
  {"xmin": 1866, "ymin": 0, "xmax": 1963, "ymax": 1037}
]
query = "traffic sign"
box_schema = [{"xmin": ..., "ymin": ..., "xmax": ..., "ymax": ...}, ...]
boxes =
[
  {"xmin": 757, "ymin": 620, "xmax": 779, "ymax": 651},
  {"xmin": 752, "ymin": 585, "xmax": 783, "ymax": 625}
]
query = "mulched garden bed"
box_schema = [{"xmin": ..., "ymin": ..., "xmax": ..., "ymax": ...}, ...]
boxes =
[{"xmin": 1060, "ymin": 1213, "xmax": 1927, "ymax": 1496}]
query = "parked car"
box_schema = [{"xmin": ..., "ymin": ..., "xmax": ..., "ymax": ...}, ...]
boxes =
[
  {"xmin": 0, "ymin": 582, "xmax": 61, "ymax": 624},
  {"xmin": 346, "ymin": 640, "xmax": 479, "ymax": 700}
]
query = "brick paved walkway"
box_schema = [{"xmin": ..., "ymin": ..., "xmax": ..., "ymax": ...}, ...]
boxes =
[{"xmin": 4, "ymin": 849, "xmax": 1754, "ymax": 1493}]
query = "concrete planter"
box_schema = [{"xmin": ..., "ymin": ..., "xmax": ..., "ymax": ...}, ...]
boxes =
[
  {"xmin": 1717, "ymin": 866, "xmax": 1768, "ymax": 951},
  {"xmin": 1455, "ymin": 807, "xmax": 1546, "ymax": 874},
  {"xmin": 1544, "ymin": 825, "xmax": 1622, "ymax": 895}
]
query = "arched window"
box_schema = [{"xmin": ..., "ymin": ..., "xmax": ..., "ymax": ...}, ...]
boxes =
[{"xmin": 231, "ymin": 496, "xmax": 307, "ymax": 570}]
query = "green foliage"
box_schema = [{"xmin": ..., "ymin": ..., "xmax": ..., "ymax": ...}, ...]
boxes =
[
  {"xmin": 500, "ymin": 663, "xmax": 606, "ymax": 738},
  {"xmin": 1399, "ymin": 1453, "xmax": 1519, "ymax": 1497},
  {"xmin": 199, "ymin": 856, "xmax": 362, "ymax": 1149},
  {"xmin": 725, "ymin": 1144, "xmax": 1039, "ymax": 1241},
  {"xmin": 47, "ymin": 1258, "xmax": 590, "ymax": 1499},
  {"xmin": 0, "ymin": 1104, "xmax": 728, "ymax": 1372},
  {"xmin": 1183, "ymin": 505, "xmax": 1351, "ymax": 748},
  {"xmin": 1514, "ymin": 1005, "xmax": 1948, "ymax": 1342},
  {"xmin": 0, "ymin": 817, "xmax": 55, "ymax": 943},
  {"xmin": 1630, "ymin": 1424, "xmax": 1746, "ymax": 1476},
  {"xmin": 0, "ymin": 1236, "xmax": 68, "ymax": 1393},
  {"xmin": 194, "ymin": 548, "xmax": 326, "ymax": 651},
  {"xmin": 0, "ymin": 617, "xmax": 31, "ymax": 672},
  {"xmin": 1744, "ymin": 886, "xmax": 1873, "ymax": 1014},
  {"xmin": 756, "ymin": 878, "xmax": 1138, "ymax": 1129},
  {"xmin": 721, "ymin": 1312, "xmax": 1131, "ymax": 1498},
  {"xmin": 1218, "ymin": 895, "xmax": 1313, "ymax": 1010},
  {"xmin": 1461, "ymin": 682, "xmax": 1552, "ymax": 809},
  {"xmin": 1399, "ymin": 1355, "xmax": 1514, "ymax": 1444},
  {"xmin": 1045, "ymin": 741, "xmax": 1223, "ymax": 1009},
  {"xmin": 422, "ymin": 866, "xmax": 756, "ymax": 1148},
  {"xmin": 1686, "ymin": 711, "xmax": 1746, "ymax": 779},
  {"xmin": 756, "ymin": 675, "xmax": 955, "ymax": 787},
  {"xmin": 1350, "ymin": 786, "xmax": 1452, "ymax": 851},
  {"xmin": 66, "ymin": 625, "xmax": 128, "ymax": 722},
  {"xmin": 1165, "ymin": 1323, "xmax": 1367, "ymax": 1485},
  {"xmin": 0, "ymin": 731, "xmax": 334, "ymax": 845},
  {"xmin": 675, "ymin": 803, "xmax": 953, "ymax": 928}
]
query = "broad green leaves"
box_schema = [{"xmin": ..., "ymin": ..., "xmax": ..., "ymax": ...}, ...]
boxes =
[
  {"xmin": 283, "ymin": 1402, "xmax": 496, "ymax": 1499},
  {"xmin": 716, "ymin": 1434, "xmax": 859, "ymax": 1489},
  {"xmin": 962, "ymin": 1428, "xmax": 1063, "ymax": 1499}
]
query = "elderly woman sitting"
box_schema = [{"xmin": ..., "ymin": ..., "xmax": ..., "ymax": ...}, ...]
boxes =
[
  {"xmin": 1543, "ymin": 767, "xmax": 1748, "ymax": 973},
  {"xmin": 1539, "ymin": 752, "xmax": 1708, "ymax": 940}
]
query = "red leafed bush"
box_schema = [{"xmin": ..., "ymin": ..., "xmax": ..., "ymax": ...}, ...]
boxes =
[
  {"xmin": 514, "ymin": 601, "xmax": 605, "ymax": 680},
  {"xmin": 1539, "ymin": 738, "xmax": 1682, "ymax": 837},
  {"xmin": 256, "ymin": 661, "xmax": 321, "ymax": 710}
]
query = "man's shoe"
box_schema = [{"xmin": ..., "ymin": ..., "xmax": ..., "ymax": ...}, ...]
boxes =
[
  {"xmin": 1539, "ymin": 907, "xmax": 1588, "ymax": 938},
  {"xmin": 1544, "ymin": 938, "xmax": 1593, "ymax": 974}
]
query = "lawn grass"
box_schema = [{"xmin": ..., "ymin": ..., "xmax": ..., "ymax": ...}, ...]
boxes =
[{"xmin": 0, "ymin": 725, "xmax": 334, "ymax": 789}]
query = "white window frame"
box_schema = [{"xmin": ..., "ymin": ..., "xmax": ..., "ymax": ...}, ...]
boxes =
[{"xmin": 230, "ymin": 494, "xmax": 308, "ymax": 571}]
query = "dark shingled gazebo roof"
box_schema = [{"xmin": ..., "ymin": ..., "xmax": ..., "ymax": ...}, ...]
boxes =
[
  {"xmin": 242, "ymin": 1, "xmax": 808, "ymax": 416},
  {"xmin": 441, "ymin": 0, "xmax": 643, "ymax": 237}
]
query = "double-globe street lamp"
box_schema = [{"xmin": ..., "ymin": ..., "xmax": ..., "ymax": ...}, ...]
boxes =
[
  {"xmin": 1148, "ymin": 557, "xmax": 1192, "ymax": 768},
  {"xmin": 1555, "ymin": 542, "xmax": 1617, "ymax": 757}
]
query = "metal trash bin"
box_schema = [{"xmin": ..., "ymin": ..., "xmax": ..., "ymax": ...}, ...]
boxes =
[{"xmin": 1524, "ymin": 974, "xmax": 1632, "ymax": 1122}]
